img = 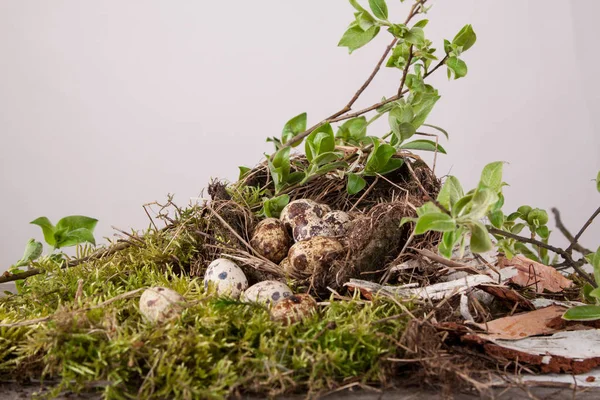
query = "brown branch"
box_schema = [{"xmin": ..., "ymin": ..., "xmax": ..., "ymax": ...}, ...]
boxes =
[
  {"xmin": 280, "ymin": 0, "xmax": 430, "ymax": 151},
  {"xmin": 551, "ymin": 208, "xmax": 592, "ymax": 255},
  {"xmin": 565, "ymin": 205, "xmax": 600, "ymax": 254},
  {"xmin": 398, "ymin": 45, "xmax": 414, "ymax": 97},
  {"xmin": 488, "ymin": 227, "xmax": 596, "ymax": 287},
  {"xmin": 404, "ymin": 160, "xmax": 450, "ymax": 215},
  {"xmin": 0, "ymin": 242, "xmax": 130, "ymax": 285}
]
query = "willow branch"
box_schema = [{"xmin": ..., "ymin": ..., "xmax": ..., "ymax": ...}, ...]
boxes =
[
  {"xmin": 551, "ymin": 208, "xmax": 592, "ymax": 255},
  {"xmin": 565, "ymin": 205, "xmax": 600, "ymax": 254},
  {"xmin": 488, "ymin": 227, "xmax": 596, "ymax": 287}
]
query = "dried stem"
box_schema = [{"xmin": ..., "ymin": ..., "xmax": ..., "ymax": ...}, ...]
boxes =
[
  {"xmin": 488, "ymin": 227, "xmax": 596, "ymax": 287},
  {"xmin": 0, "ymin": 242, "xmax": 130, "ymax": 285},
  {"xmin": 565, "ymin": 205, "xmax": 600, "ymax": 254},
  {"xmin": 398, "ymin": 45, "xmax": 414, "ymax": 97},
  {"xmin": 551, "ymin": 208, "xmax": 592, "ymax": 255},
  {"xmin": 404, "ymin": 161, "xmax": 450, "ymax": 215}
]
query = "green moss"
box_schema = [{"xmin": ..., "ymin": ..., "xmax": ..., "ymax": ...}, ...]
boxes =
[{"xmin": 0, "ymin": 215, "xmax": 412, "ymax": 399}]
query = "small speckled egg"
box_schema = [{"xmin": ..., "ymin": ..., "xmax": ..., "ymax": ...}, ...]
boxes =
[
  {"xmin": 203, "ymin": 258, "xmax": 248, "ymax": 299},
  {"xmin": 250, "ymin": 218, "xmax": 291, "ymax": 263},
  {"xmin": 243, "ymin": 280, "xmax": 293, "ymax": 305},
  {"xmin": 270, "ymin": 294, "xmax": 318, "ymax": 325},
  {"xmin": 139, "ymin": 287, "xmax": 186, "ymax": 324},
  {"xmin": 287, "ymin": 237, "xmax": 344, "ymax": 278},
  {"xmin": 292, "ymin": 216, "xmax": 335, "ymax": 242},
  {"xmin": 280, "ymin": 199, "xmax": 331, "ymax": 231},
  {"xmin": 322, "ymin": 211, "xmax": 351, "ymax": 236}
]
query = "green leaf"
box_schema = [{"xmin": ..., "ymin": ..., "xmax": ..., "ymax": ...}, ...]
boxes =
[
  {"xmin": 585, "ymin": 247, "xmax": 600, "ymax": 286},
  {"xmin": 421, "ymin": 123, "xmax": 449, "ymax": 139},
  {"xmin": 399, "ymin": 140, "xmax": 446, "ymax": 154},
  {"xmin": 56, "ymin": 215, "xmax": 98, "ymax": 233},
  {"xmin": 347, "ymin": 173, "xmax": 367, "ymax": 195},
  {"xmin": 452, "ymin": 194, "xmax": 473, "ymax": 218},
  {"xmin": 238, "ymin": 166, "xmax": 251, "ymax": 180},
  {"xmin": 511, "ymin": 223, "xmax": 526, "ymax": 235},
  {"xmin": 413, "ymin": 19, "xmax": 429, "ymax": 29},
  {"xmin": 336, "ymin": 117, "xmax": 367, "ymax": 143},
  {"xmin": 437, "ymin": 176, "xmax": 464, "ymax": 210},
  {"xmin": 478, "ymin": 161, "xmax": 504, "ymax": 193},
  {"xmin": 536, "ymin": 225, "xmax": 550, "ymax": 240},
  {"xmin": 563, "ymin": 305, "xmax": 600, "ymax": 321},
  {"xmin": 15, "ymin": 239, "xmax": 43, "ymax": 268},
  {"xmin": 305, "ymin": 123, "xmax": 335, "ymax": 162},
  {"xmin": 446, "ymin": 57, "xmax": 467, "ymax": 79},
  {"xmin": 488, "ymin": 210, "xmax": 504, "ymax": 229},
  {"xmin": 514, "ymin": 242, "xmax": 540, "ymax": 262},
  {"xmin": 349, "ymin": 0, "xmax": 369, "ymax": 13},
  {"xmin": 282, "ymin": 112, "xmax": 307, "ymax": 146},
  {"xmin": 338, "ymin": 25, "xmax": 380, "ymax": 54},
  {"xmin": 409, "ymin": 91, "xmax": 440, "ymax": 129},
  {"xmin": 414, "ymin": 213, "xmax": 456, "ymax": 235},
  {"xmin": 357, "ymin": 12, "xmax": 376, "ymax": 30},
  {"xmin": 55, "ymin": 228, "xmax": 96, "ymax": 248},
  {"xmin": 366, "ymin": 143, "xmax": 395, "ymax": 173},
  {"xmin": 286, "ymin": 171, "xmax": 306, "ymax": 186},
  {"xmin": 30, "ymin": 217, "xmax": 56, "ymax": 246},
  {"xmin": 311, "ymin": 151, "xmax": 343, "ymax": 167},
  {"xmin": 596, "ymin": 171, "xmax": 600, "ymax": 193},
  {"xmin": 269, "ymin": 147, "xmax": 291, "ymax": 192},
  {"xmin": 589, "ymin": 288, "xmax": 600, "ymax": 300},
  {"xmin": 458, "ymin": 188, "xmax": 498, "ymax": 221},
  {"xmin": 468, "ymin": 221, "xmax": 493, "ymax": 253},
  {"xmin": 261, "ymin": 194, "xmax": 290, "ymax": 218},
  {"xmin": 368, "ymin": 0, "xmax": 388, "ymax": 19},
  {"xmin": 438, "ymin": 230, "xmax": 457, "ymax": 259},
  {"xmin": 452, "ymin": 24, "xmax": 476, "ymax": 52},
  {"xmin": 377, "ymin": 158, "xmax": 404, "ymax": 175},
  {"xmin": 404, "ymin": 27, "xmax": 425, "ymax": 46}
]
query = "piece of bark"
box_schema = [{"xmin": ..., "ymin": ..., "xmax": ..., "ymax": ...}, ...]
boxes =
[{"xmin": 499, "ymin": 255, "xmax": 573, "ymax": 293}]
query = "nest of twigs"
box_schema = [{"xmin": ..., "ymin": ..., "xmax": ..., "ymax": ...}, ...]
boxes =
[{"xmin": 187, "ymin": 156, "xmax": 441, "ymax": 298}]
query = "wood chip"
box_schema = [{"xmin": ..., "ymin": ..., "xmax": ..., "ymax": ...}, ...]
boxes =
[{"xmin": 499, "ymin": 255, "xmax": 573, "ymax": 293}]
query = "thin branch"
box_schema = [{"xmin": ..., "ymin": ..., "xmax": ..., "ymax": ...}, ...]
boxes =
[
  {"xmin": 566, "ymin": 205, "xmax": 600, "ymax": 254},
  {"xmin": 404, "ymin": 160, "xmax": 450, "ymax": 215},
  {"xmin": 398, "ymin": 45, "xmax": 414, "ymax": 97},
  {"xmin": 488, "ymin": 227, "xmax": 596, "ymax": 287},
  {"xmin": 551, "ymin": 208, "xmax": 592, "ymax": 255},
  {"xmin": 280, "ymin": 0, "xmax": 431, "ymax": 151},
  {"xmin": 0, "ymin": 242, "xmax": 130, "ymax": 285}
]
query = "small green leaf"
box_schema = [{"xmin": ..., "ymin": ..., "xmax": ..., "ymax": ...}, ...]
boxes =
[
  {"xmin": 377, "ymin": 158, "xmax": 404, "ymax": 175},
  {"xmin": 338, "ymin": 25, "xmax": 380, "ymax": 54},
  {"xmin": 458, "ymin": 188, "xmax": 498, "ymax": 221},
  {"xmin": 399, "ymin": 140, "xmax": 447, "ymax": 154},
  {"xmin": 56, "ymin": 215, "xmax": 98, "ymax": 233},
  {"xmin": 589, "ymin": 288, "xmax": 600, "ymax": 300},
  {"xmin": 414, "ymin": 213, "xmax": 456, "ymax": 235},
  {"xmin": 514, "ymin": 242, "xmax": 540, "ymax": 262},
  {"xmin": 563, "ymin": 305, "xmax": 600, "ymax": 321},
  {"xmin": 413, "ymin": 19, "xmax": 429, "ymax": 29},
  {"xmin": 404, "ymin": 27, "xmax": 425, "ymax": 46},
  {"xmin": 347, "ymin": 173, "xmax": 367, "ymax": 195},
  {"xmin": 30, "ymin": 217, "xmax": 56, "ymax": 246},
  {"xmin": 446, "ymin": 56, "xmax": 467, "ymax": 79},
  {"xmin": 488, "ymin": 210, "xmax": 504, "ymax": 229},
  {"xmin": 282, "ymin": 112, "xmax": 307, "ymax": 146},
  {"xmin": 238, "ymin": 166, "xmax": 251, "ymax": 180},
  {"xmin": 305, "ymin": 123, "xmax": 335, "ymax": 162},
  {"xmin": 366, "ymin": 143, "xmax": 395, "ymax": 173},
  {"xmin": 55, "ymin": 228, "xmax": 96, "ymax": 248},
  {"xmin": 452, "ymin": 24, "xmax": 477, "ymax": 52},
  {"xmin": 349, "ymin": 0, "xmax": 369, "ymax": 13},
  {"xmin": 478, "ymin": 161, "xmax": 504, "ymax": 193},
  {"xmin": 15, "ymin": 239, "xmax": 43, "ymax": 268},
  {"xmin": 336, "ymin": 117, "xmax": 367, "ymax": 143},
  {"xmin": 421, "ymin": 123, "xmax": 449, "ymax": 139},
  {"xmin": 261, "ymin": 194, "xmax": 290, "ymax": 218},
  {"xmin": 596, "ymin": 171, "xmax": 600, "ymax": 193},
  {"xmin": 468, "ymin": 221, "xmax": 493, "ymax": 253},
  {"xmin": 437, "ymin": 176, "xmax": 464, "ymax": 210},
  {"xmin": 511, "ymin": 223, "xmax": 526, "ymax": 235},
  {"xmin": 416, "ymin": 202, "xmax": 441, "ymax": 217},
  {"xmin": 409, "ymin": 91, "xmax": 440, "ymax": 129},
  {"xmin": 536, "ymin": 225, "xmax": 550, "ymax": 239},
  {"xmin": 368, "ymin": 0, "xmax": 388, "ymax": 20},
  {"xmin": 311, "ymin": 151, "xmax": 343, "ymax": 167}
]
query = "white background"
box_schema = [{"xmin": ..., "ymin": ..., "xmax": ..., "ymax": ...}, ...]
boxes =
[{"xmin": 1, "ymin": 1, "xmax": 598, "ymax": 271}]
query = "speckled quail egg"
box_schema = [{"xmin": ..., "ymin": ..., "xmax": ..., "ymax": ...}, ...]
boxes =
[
  {"xmin": 279, "ymin": 257, "xmax": 292, "ymax": 275},
  {"xmin": 203, "ymin": 258, "xmax": 248, "ymax": 299},
  {"xmin": 243, "ymin": 280, "xmax": 293, "ymax": 305},
  {"xmin": 250, "ymin": 218, "xmax": 291, "ymax": 263},
  {"xmin": 287, "ymin": 236, "xmax": 345, "ymax": 278},
  {"xmin": 292, "ymin": 217, "xmax": 335, "ymax": 242},
  {"xmin": 139, "ymin": 287, "xmax": 186, "ymax": 324},
  {"xmin": 322, "ymin": 210, "xmax": 351, "ymax": 236},
  {"xmin": 280, "ymin": 199, "xmax": 331, "ymax": 231},
  {"xmin": 270, "ymin": 293, "xmax": 318, "ymax": 325}
]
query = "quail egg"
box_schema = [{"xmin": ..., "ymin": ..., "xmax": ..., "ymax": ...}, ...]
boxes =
[
  {"xmin": 243, "ymin": 280, "xmax": 293, "ymax": 305},
  {"xmin": 280, "ymin": 199, "xmax": 331, "ymax": 231},
  {"xmin": 287, "ymin": 236, "xmax": 344, "ymax": 278},
  {"xmin": 270, "ymin": 293, "xmax": 318, "ymax": 325},
  {"xmin": 203, "ymin": 258, "xmax": 248, "ymax": 299},
  {"xmin": 250, "ymin": 218, "xmax": 291, "ymax": 263},
  {"xmin": 139, "ymin": 287, "xmax": 186, "ymax": 324}
]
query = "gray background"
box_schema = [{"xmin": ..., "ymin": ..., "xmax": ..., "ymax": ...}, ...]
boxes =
[{"xmin": 1, "ymin": 1, "xmax": 598, "ymax": 271}]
